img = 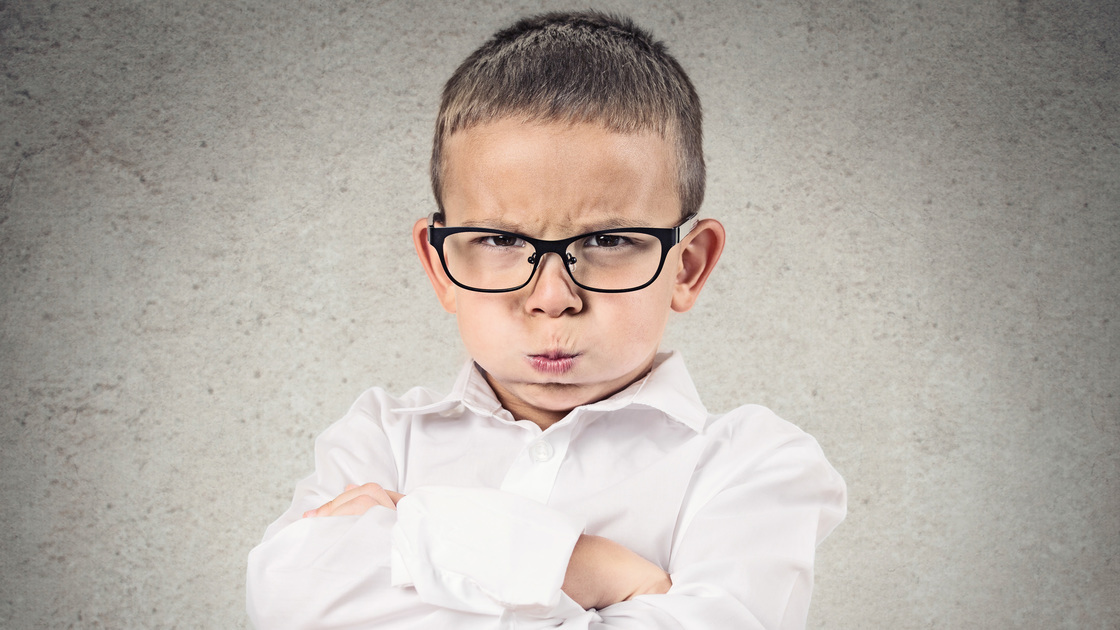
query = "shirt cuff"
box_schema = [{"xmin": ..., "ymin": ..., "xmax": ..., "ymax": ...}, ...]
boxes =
[{"xmin": 390, "ymin": 486, "xmax": 585, "ymax": 617}]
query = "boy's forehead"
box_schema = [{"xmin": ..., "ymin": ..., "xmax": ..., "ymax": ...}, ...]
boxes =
[
  {"xmin": 440, "ymin": 118, "xmax": 680, "ymax": 234},
  {"xmin": 452, "ymin": 210, "xmax": 652, "ymax": 234},
  {"xmin": 441, "ymin": 191, "xmax": 678, "ymax": 237}
]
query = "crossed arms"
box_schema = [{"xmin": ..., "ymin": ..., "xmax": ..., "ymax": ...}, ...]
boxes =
[
  {"xmin": 246, "ymin": 391, "xmax": 846, "ymax": 629},
  {"xmin": 304, "ymin": 482, "xmax": 672, "ymax": 611}
]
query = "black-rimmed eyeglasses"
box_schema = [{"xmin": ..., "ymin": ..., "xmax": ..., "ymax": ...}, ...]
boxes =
[{"xmin": 427, "ymin": 212, "xmax": 696, "ymax": 293}]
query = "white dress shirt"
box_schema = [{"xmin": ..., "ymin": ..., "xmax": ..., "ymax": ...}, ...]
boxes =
[{"xmin": 247, "ymin": 352, "xmax": 846, "ymax": 629}]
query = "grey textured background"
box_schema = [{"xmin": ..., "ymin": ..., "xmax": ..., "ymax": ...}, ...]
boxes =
[{"xmin": 2, "ymin": 0, "xmax": 1117, "ymax": 628}]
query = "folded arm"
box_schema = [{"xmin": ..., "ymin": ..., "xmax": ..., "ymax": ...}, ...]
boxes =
[
  {"xmin": 248, "ymin": 398, "xmax": 845, "ymax": 629},
  {"xmin": 571, "ymin": 429, "xmax": 848, "ymax": 630}
]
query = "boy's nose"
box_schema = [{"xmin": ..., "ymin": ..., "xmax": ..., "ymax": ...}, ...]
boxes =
[{"xmin": 523, "ymin": 252, "xmax": 583, "ymax": 317}]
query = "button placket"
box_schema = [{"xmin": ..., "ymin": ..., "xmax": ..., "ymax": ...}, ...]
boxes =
[{"xmin": 499, "ymin": 423, "xmax": 574, "ymax": 504}]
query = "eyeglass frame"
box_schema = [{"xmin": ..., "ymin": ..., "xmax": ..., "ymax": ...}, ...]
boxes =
[{"xmin": 426, "ymin": 211, "xmax": 698, "ymax": 294}]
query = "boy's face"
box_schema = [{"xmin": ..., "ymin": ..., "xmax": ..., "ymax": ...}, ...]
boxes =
[{"xmin": 415, "ymin": 119, "xmax": 721, "ymax": 428}]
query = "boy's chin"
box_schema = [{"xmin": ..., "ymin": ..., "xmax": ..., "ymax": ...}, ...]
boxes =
[
  {"xmin": 508, "ymin": 380, "xmax": 593, "ymax": 405},
  {"xmin": 488, "ymin": 378, "xmax": 599, "ymax": 420},
  {"xmin": 513, "ymin": 378, "xmax": 636, "ymax": 412}
]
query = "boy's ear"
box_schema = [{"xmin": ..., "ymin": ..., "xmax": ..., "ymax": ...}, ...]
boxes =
[
  {"xmin": 412, "ymin": 217, "xmax": 458, "ymax": 313},
  {"xmin": 671, "ymin": 218, "xmax": 726, "ymax": 313}
]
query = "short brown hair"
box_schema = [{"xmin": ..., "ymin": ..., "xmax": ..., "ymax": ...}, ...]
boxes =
[{"xmin": 431, "ymin": 11, "xmax": 704, "ymax": 220}]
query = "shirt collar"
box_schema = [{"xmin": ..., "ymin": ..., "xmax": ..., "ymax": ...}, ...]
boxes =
[
  {"xmin": 390, "ymin": 361, "xmax": 507, "ymax": 420},
  {"xmin": 581, "ymin": 351, "xmax": 709, "ymax": 432},
  {"xmin": 393, "ymin": 350, "xmax": 709, "ymax": 432}
]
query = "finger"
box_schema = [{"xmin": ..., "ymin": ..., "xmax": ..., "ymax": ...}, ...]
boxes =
[
  {"xmin": 313, "ymin": 491, "xmax": 392, "ymax": 518},
  {"xmin": 356, "ymin": 483, "xmax": 398, "ymax": 511},
  {"xmin": 386, "ymin": 489, "xmax": 405, "ymax": 506},
  {"xmin": 303, "ymin": 497, "xmax": 337, "ymax": 518},
  {"xmin": 325, "ymin": 494, "xmax": 381, "ymax": 517},
  {"xmin": 325, "ymin": 483, "xmax": 384, "ymax": 513},
  {"xmin": 303, "ymin": 496, "xmax": 339, "ymax": 518},
  {"xmin": 306, "ymin": 483, "xmax": 398, "ymax": 517},
  {"xmin": 303, "ymin": 486, "xmax": 362, "ymax": 518},
  {"xmin": 348, "ymin": 482, "xmax": 397, "ymax": 509}
]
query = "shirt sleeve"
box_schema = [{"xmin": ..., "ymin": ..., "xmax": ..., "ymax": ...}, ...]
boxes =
[
  {"xmin": 246, "ymin": 391, "xmax": 588, "ymax": 628},
  {"xmin": 246, "ymin": 390, "xmax": 408, "ymax": 627},
  {"xmin": 391, "ymin": 486, "xmax": 584, "ymax": 616},
  {"xmin": 550, "ymin": 417, "xmax": 847, "ymax": 630},
  {"xmin": 247, "ymin": 487, "xmax": 586, "ymax": 628}
]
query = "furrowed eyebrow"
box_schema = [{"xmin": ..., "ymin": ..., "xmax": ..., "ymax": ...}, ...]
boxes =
[
  {"xmin": 583, "ymin": 218, "xmax": 648, "ymax": 231},
  {"xmin": 457, "ymin": 219, "xmax": 523, "ymax": 231},
  {"xmin": 455, "ymin": 217, "xmax": 648, "ymax": 233}
]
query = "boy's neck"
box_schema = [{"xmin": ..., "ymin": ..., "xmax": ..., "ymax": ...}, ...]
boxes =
[
  {"xmin": 482, "ymin": 372, "xmax": 570, "ymax": 431},
  {"xmin": 478, "ymin": 359, "xmax": 659, "ymax": 432}
]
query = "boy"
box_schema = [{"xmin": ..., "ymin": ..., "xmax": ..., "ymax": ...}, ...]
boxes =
[{"xmin": 248, "ymin": 11, "xmax": 845, "ymax": 629}]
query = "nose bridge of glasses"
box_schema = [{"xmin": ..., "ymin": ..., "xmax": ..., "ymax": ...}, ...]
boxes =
[
  {"xmin": 526, "ymin": 249, "xmax": 577, "ymax": 269},
  {"xmin": 525, "ymin": 236, "xmax": 578, "ymax": 267},
  {"xmin": 524, "ymin": 237, "xmax": 581, "ymax": 293}
]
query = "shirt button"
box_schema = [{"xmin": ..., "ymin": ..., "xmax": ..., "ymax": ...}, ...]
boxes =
[{"xmin": 529, "ymin": 440, "xmax": 554, "ymax": 462}]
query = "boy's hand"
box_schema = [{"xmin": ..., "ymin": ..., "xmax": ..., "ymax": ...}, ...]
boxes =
[
  {"xmin": 562, "ymin": 534, "xmax": 672, "ymax": 610},
  {"xmin": 303, "ymin": 483, "xmax": 404, "ymax": 518}
]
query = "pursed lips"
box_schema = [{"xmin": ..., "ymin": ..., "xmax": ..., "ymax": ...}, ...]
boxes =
[{"xmin": 527, "ymin": 351, "xmax": 579, "ymax": 374}]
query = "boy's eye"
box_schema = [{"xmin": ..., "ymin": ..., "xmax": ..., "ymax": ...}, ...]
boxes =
[
  {"xmin": 584, "ymin": 234, "xmax": 630, "ymax": 248},
  {"xmin": 476, "ymin": 234, "xmax": 526, "ymax": 248}
]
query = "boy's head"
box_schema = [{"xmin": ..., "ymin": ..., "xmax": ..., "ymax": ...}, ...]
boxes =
[
  {"xmin": 430, "ymin": 11, "xmax": 704, "ymax": 220},
  {"xmin": 414, "ymin": 12, "xmax": 724, "ymax": 429}
]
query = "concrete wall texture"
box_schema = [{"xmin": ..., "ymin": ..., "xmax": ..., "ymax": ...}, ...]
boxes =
[{"xmin": 1, "ymin": 0, "xmax": 1116, "ymax": 627}]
